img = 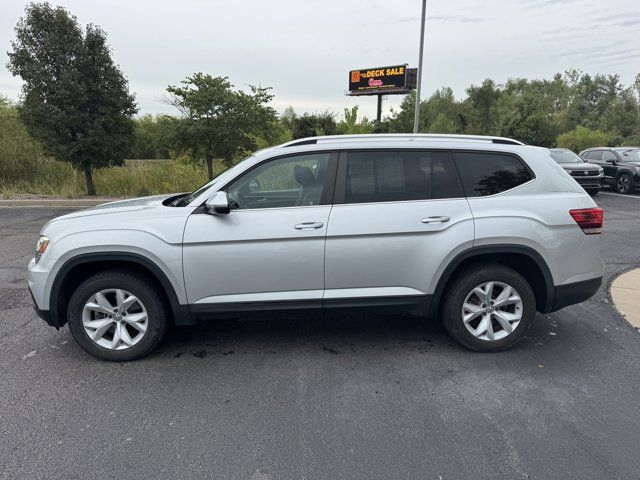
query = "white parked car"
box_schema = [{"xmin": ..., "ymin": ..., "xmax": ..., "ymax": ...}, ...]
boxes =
[{"xmin": 28, "ymin": 134, "xmax": 604, "ymax": 361}]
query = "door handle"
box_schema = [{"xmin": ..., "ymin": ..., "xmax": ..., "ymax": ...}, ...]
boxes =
[
  {"xmin": 294, "ymin": 222, "xmax": 324, "ymax": 230},
  {"xmin": 421, "ymin": 216, "xmax": 450, "ymax": 224}
]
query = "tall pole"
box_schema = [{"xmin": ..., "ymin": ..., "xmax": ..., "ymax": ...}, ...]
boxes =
[
  {"xmin": 376, "ymin": 94, "xmax": 383, "ymax": 132},
  {"xmin": 413, "ymin": 0, "xmax": 427, "ymax": 133}
]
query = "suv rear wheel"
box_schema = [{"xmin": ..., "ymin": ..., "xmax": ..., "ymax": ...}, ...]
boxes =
[
  {"xmin": 441, "ymin": 264, "xmax": 535, "ymax": 352},
  {"xmin": 67, "ymin": 270, "xmax": 168, "ymax": 361}
]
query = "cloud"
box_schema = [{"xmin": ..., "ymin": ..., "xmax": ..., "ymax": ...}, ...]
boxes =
[
  {"xmin": 556, "ymin": 43, "xmax": 639, "ymax": 61},
  {"xmin": 588, "ymin": 11, "xmax": 640, "ymax": 27},
  {"xmin": 384, "ymin": 14, "xmax": 485, "ymax": 24},
  {"xmin": 520, "ymin": 0, "xmax": 580, "ymax": 8},
  {"xmin": 582, "ymin": 52, "xmax": 640, "ymax": 70},
  {"xmin": 429, "ymin": 14, "xmax": 486, "ymax": 23},
  {"xmin": 386, "ymin": 16, "xmax": 417, "ymax": 24},
  {"xmin": 609, "ymin": 18, "xmax": 640, "ymax": 26},
  {"xmin": 597, "ymin": 12, "xmax": 640, "ymax": 21}
]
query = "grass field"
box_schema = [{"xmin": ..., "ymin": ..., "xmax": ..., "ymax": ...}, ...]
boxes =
[{"xmin": 0, "ymin": 158, "xmax": 214, "ymax": 198}]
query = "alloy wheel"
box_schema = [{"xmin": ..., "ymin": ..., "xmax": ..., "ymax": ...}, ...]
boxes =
[
  {"xmin": 82, "ymin": 288, "xmax": 148, "ymax": 350},
  {"xmin": 461, "ymin": 281, "xmax": 523, "ymax": 341},
  {"xmin": 617, "ymin": 175, "xmax": 630, "ymax": 193}
]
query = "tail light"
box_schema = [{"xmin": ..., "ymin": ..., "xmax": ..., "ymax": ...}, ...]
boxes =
[{"xmin": 569, "ymin": 208, "xmax": 603, "ymax": 234}]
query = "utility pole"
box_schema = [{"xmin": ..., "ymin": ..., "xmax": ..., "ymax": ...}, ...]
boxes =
[{"xmin": 413, "ymin": 0, "xmax": 427, "ymax": 133}]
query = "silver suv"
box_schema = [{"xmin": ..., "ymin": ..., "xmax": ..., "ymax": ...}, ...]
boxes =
[{"xmin": 28, "ymin": 134, "xmax": 604, "ymax": 361}]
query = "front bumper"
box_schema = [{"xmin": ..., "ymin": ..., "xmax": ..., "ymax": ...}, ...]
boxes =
[
  {"xmin": 28, "ymin": 284, "xmax": 55, "ymax": 327},
  {"xmin": 27, "ymin": 256, "xmax": 60, "ymax": 327},
  {"xmin": 570, "ymin": 173, "xmax": 604, "ymax": 190}
]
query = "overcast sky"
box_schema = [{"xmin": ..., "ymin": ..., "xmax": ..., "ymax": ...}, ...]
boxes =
[{"xmin": 1, "ymin": 0, "xmax": 639, "ymax": 120}]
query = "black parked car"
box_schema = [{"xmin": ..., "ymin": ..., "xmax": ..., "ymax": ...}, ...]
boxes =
[
  {"xmin": 579, "ymin": 147, "xmax": 640, "ymax": 194},
  {"xmin": 548, "ymin": 148, "xmax": 604, "ymax": 195}
]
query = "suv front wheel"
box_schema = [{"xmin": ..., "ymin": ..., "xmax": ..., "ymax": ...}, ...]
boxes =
[
  {"xmin": 441, "ymin": 264, "xmax": 535, "ymax": 352},
  {"xmin": 616, "ymin": 172, "xmax": 632, "ymax": 194},
  {"xmin": 67, "ymin": 270, "xmax": 169, "ymax": 361}
]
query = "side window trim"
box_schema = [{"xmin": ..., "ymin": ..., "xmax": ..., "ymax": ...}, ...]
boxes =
[
  {"xmin": 333, "ymin": 151, "xmax": 348, "ymax": 204},
  {"xmin": 333, "ymin": 148, "xmax": 464, "ymax": 205},
  {"xmin": 320, "ymin": 151, "xmax": 340, "ymax": 205}
]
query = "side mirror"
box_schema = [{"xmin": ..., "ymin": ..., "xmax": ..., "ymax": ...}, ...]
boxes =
[
  {"xmin": 605, "ymin": 159, "xmax": 617, "ymax": 165},
  {"xmin": 205, "ymin": 191, "xmax": 230, "ymax": 215}
]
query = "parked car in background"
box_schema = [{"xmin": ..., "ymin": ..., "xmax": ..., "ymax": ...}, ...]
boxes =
[
  {"xmin": 579, "ymin": 147, "xmax": 640, "ymax": 194},
  {"xmin": 28, "ymin": 134, "xmax": 604, "ymax": 361},
  {"xmin": 548, "ymin": 148, "xmax": 603, "ymax": 195}
]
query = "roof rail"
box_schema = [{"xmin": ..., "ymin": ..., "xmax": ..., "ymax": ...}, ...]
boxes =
[{"xmin": 281, "ymin": 133, "xmax": 524, "ymax": 148}]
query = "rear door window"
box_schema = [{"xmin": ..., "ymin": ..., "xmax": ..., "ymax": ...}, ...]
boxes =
[
  {"xmin": 343, "ymin": 150, "xmax": 462, "ymax": 204},
  {"xmin": 453, "ymin": 152, "xmax": 533, "ymax": 197}
]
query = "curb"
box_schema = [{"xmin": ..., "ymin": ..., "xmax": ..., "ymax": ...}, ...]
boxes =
[{"xmin": 610, "ymin": 267, "xmax": 640, "ymax": 331}]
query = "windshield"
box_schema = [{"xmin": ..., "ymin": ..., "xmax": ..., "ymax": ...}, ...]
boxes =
[
  {"xmin": 617, "ymin": 149, "xmax": 640, "ymax": 162},
  {"xmin": 172, "ymin": 155, "xmax": 256, "ymax": 207},
  {"xmin": 549, "ymin": 149, "xmax": 584, "ymax": 164},
  {"xmin": 173, "ymin": 178, "xmax": 221, "ymax": 207}
]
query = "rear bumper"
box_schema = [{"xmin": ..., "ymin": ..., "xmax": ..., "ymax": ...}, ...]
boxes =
[{"xmin": 548, "ymin": 276, "xmax": 602, "ymax": 312}]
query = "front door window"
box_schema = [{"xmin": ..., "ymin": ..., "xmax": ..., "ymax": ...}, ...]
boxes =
[{"xmin": 227, "ymin": 153, "xmax": 331, "ymax": 210}]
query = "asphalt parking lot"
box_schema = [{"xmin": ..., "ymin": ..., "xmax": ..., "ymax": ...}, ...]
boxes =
[{"xmin": 1, "ymin": 190, "xmax": 640, "ymax": 480}]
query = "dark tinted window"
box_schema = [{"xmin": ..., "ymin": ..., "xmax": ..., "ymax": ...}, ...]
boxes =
[
  {"xmin": 453, "ymin": 152, "xmax": 533, "ymax": 197},
  {"xmin": 586, "ymin": 150, "xmax": 603, "ymax": 161},
  {"xmin": 344, "ymin": 150, "xmax": 461, "ymax": 204}
]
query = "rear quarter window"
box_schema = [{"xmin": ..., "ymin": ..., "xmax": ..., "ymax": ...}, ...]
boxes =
[{"xmin": 453, "ymin": 152, "xmax": 533, "ymax": 197}]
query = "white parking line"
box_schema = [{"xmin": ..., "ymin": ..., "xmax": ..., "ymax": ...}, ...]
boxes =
[{"xmin": 598, "ymin": 192, "xmax": 640, "ymax": 200}]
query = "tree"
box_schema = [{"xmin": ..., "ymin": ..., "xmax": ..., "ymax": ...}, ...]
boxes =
[
  {"xmin": 132, "ymin": 114, "xmax": 177, "ymax": 159},
  {"xmin": 496, "ymin": 79, "xmax": 560, "ymax": 146},
  {"xmin": 7, "ymin": 3, "xmax": 137, "ymax": 195},
  {"xmin": 284, "ymin": 110, "xmax": 338, "ymax": 139},
  {"xmin": 387, "ymin": 92, "xmax": 419, "ymax": 133},
  {"xmin": 423, "ymin": 88, "xmax": 467, "ymax": 133},
  {"xmin": 337, "ymin": 106, "xmax": 374, "ymax": 134},
  {"xmin": 465, "ymin": 79, "xmax": 501, "ymax": 134},
  {"xmin": 167, "ymin": 73, "xmax": 278, "ymax": 179},
  {"xmin": 428, "ymin": 113, "xmax": 458, "ymax": 134},
  {"xmin": 556, "ymin": 126, "xmax": 608, "ymax": 152}
]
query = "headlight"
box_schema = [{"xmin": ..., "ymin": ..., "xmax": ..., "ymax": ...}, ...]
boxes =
[
  {"xmin": 599, "ymin": 167, "xmax": 604, "ymax": 174},
  {"xmin": 35, "ymin": 236, "xmax": 50, "ymax": 263}
]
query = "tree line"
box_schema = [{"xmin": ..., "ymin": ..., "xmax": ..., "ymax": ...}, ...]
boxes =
[{"xmin": 3, "ymin": 3, "xmax": 640, "ymax": 195}]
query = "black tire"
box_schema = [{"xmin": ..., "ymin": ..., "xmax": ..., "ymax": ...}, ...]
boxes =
[
  {"xmin": 615, "ymin": 172, "xmax": 632, "ymax": 194},
  {"xmin": 441, "ymin": 264, "xmax": 535, "ymax": 352},
  {"xmin": 67, "ymin": 270, "xmax": 169, "ymax": 361}
]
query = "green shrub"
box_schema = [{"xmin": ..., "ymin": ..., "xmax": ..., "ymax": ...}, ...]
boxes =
[
  {"xmin": 556, "ymin": 126, "xmax": 609, "ymax": 152},
  {"xmin": 0, "ymin": 103, "xmax": 44, "ymax": 181},
  {"xmin": 0, "ymin": 158, "xmax": 213, "ymax": 198}
]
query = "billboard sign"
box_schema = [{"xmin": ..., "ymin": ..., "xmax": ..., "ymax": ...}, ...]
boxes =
[{"xmin": 348, "ymin": 65, "xmax": 412, "ymax": 95}]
